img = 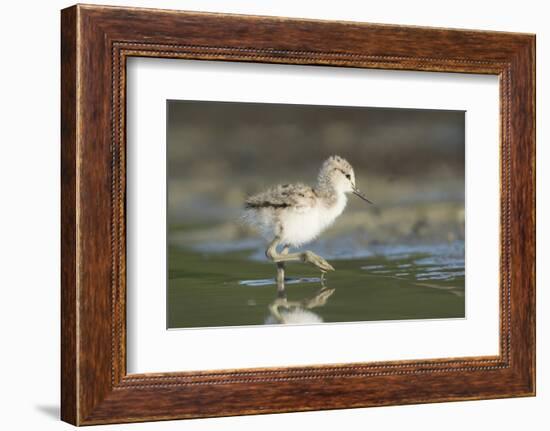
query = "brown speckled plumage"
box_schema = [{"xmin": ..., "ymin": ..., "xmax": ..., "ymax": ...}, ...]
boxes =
[{"xmin": 245, "ymin": 183, "xmax": 318, "ymax": 210}]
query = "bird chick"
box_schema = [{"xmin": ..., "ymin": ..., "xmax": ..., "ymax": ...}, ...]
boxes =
[{"xmin": 243, "ymin": 155, "xmax": 372, "ymax": 289}]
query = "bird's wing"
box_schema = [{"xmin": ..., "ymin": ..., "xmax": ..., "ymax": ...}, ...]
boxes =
[{"xmin": 245, "ymin": 183, "xmax": 317, "ymax": 211}]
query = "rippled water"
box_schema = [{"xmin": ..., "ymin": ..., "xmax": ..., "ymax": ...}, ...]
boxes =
[{"xmin": 167, "ymin": 238, "xmax": 465, "ymax": 329}]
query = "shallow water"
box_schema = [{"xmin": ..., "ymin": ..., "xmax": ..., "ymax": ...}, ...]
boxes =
[{"xmin": 167, "ymin": 239, "xmax": 465, "ymax": 328}]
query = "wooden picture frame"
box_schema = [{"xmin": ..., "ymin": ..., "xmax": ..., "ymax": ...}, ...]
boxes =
[{"xmin": 61, "ymin": 4, "xmax": 535, "ymax": 425}]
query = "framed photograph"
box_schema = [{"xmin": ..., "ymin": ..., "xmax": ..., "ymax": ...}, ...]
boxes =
[{"xmin": 61, "ymin": 4, "xmax": 535, "ymax": 425}]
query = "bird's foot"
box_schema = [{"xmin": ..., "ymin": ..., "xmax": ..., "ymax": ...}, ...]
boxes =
[
  {"xmin": 302, "ymin": 287, "xmax": 336, "ymax": 309},
  {"xmin": 301, "ymin": 251, "xmax": 335, "ymax": 272}
]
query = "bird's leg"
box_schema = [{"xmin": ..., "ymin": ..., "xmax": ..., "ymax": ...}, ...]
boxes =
[
  {"xmin": 276, "ymin": 245, "xmax": 289, "ymax": 292},
  {"xmin": 266, "ymin": 237, "xmax": 335, "ymax": 273}
]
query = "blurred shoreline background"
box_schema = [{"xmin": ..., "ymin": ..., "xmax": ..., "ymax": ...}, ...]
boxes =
[{"xmin": 168, "ymin": 100, "xmax": 464, "ymax": 251}]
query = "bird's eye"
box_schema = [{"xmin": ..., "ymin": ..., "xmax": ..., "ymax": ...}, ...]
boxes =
[{"xmin": 345, "ymin": 174, "xmax": 351, "ymax": 180}]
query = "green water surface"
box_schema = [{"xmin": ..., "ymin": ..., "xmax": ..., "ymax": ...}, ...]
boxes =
[{"xmin": 167, "ymin": 244, "xmax": 465, "ymax": 329}]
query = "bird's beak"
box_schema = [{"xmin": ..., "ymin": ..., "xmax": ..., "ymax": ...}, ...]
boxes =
[{"xmin": 352, "ymin": 186, "xmax": 373, "ymax": 204}]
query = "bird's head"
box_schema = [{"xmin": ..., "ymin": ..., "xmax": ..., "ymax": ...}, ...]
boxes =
[{"xmin": 318, "ymin": 155, "xmax": 373, "ymax": 204}]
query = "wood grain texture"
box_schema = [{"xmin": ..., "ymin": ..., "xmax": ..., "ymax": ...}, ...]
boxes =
[{"xmin": 60, "ymin": 4, "xmax": 535, "ymax": 425}]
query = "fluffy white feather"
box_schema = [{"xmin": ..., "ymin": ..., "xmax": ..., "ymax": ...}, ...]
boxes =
[{"xmin": 243, "ymin": 155, "xmax": 366, "ymax": 248}]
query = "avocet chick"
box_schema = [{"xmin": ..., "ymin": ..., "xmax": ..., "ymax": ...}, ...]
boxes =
[{"xmin": 243, "ymin": 155, "xmax": 372, "ymax": 288}]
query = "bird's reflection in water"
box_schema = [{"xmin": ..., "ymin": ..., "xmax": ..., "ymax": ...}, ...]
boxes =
[{"xmin": 264, "ymin": 280, "xmax": 335, "ymax": 325}]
